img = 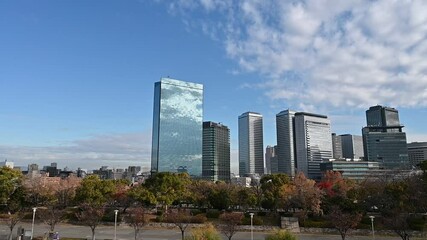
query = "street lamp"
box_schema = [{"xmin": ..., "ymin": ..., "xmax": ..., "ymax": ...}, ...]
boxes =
[
  {"xmin": 114, "ymin": 209, "xmax": 119, "ymax": 240},
  {"xmin": 249, "ymin": 213, "xmax": 254, "ymax": 240},
  {"xmin": 31, "ymin": 207, "xmax": 37, "ymax": 240},
  {"xmin": 369, "ymin": 215, "xmax": 375, "ymax": 240}
]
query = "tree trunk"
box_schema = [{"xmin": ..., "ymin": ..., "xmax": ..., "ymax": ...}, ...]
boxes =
[
  {"xmin": 181, "ymin": 230, "xmax": 185, "ymax": 240},
  {"xmin": 134, "ymin": 228, "xmax": 140, "ymax": 240},
  {"xmin": 91, "ymin": 227, "xmax": 96, "ymax": 240}
]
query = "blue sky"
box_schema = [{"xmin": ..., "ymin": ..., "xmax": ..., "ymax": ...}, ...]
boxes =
[{"xmin": 1, "ymin": 0, "xmax": 427, "ymax": 173}]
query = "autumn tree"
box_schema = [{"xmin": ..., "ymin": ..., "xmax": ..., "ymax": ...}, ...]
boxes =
[
  {"xmin": 75, "ymin": 204, "xmax": 105, "ymax": 240},
  {"xmin": 23, "ymin": 176, "xmax": 57, "ymax": 206},
  {"xmin": 56, "ymin": 176, "xmax": 80, "ymax": 208},
  {"xmin": 326, "ymin": 205, "xmax": 362, "ymax": 240},
  {"xmin": 186, "ymin": 180, "xmax": 214, "ymax": 208},
  {"xmin": 218, "ymin": 212, "xmax": 243, "ymax": 240},
  {"xmin": 125, "ymin": 207, "xmax": 148, "ymax": 240},
  {"xmin": 290, "ymin": 172, "xmax": 323, "ymax": 223},
  {"xmin": 37, "ymin": 206, "xmax": 66, "ymax": 232},
  {"xmin": 1, "ymin": 211, "xmax": 26, "ymax": 240},
  {"xmin": 164, "ymin": 208, "xmax": 192, "ymax": 240}
]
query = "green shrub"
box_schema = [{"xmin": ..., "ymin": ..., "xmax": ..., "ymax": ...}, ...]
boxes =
[
  {"xmin": 185, "ymin": 223, "xmax": 221, "ymax": 240},
  {"xmin": 300, "ymin": 218, "xmax": 331, "ymax": 228},
  {"xmin": 409, "ymin": 217, "xmax": 426, "ymax": 231},
  {"xmin": 257, "ymin": 212, "xmax": 267, "ymax": 216},
  {"xmin": 191, "ymin": 209, "xmax": 204, "ymax": 215},
  {"xmin": 192, "ymin": 214, "xmax": 208, "ymax": 223},
  {"xmin": 206, "ymin": 209, "xmax": 221, "ymax": 219},
  {"xmin": 102, "ymin": 209, "xmax": 119, "ymax": 222},
  {"xmin": 265, "ymin": 230, "xmax": 297, "ymax": 240}
]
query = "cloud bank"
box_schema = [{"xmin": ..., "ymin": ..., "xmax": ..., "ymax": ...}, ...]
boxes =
[
  {"xmin": 162, "ymin": 0, "xmax": 427, "ymax": 109},
  {"xmin": 0, "ymin": 132, "xmax": 152, "ymax": 170}
]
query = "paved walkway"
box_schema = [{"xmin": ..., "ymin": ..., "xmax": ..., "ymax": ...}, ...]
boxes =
[{"xmin": 0, "ymin": 222, "xmax": 402, "ymax": 240}]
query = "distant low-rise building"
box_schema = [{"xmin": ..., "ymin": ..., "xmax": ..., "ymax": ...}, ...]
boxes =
[
  {"xmin": 231, "ymin": 177, "xmax": 252, "ymax": 187},
  {"xmin": 0, "ymin": 160, "xmax": 14, "ymax": 168},
  {"xmin": 407, "ymin": 142, "xmax": 427, "ymax": 167},
  {"xmin": 320, "ymin": 159, "xmax": 380, "ymax": 181}
]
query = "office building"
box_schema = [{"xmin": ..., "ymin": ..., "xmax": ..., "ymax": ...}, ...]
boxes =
[
  {"xmin": 331, "ymin": 133, "xmax": 343, "ymax": 159},
  {"xmin": 151, "ymin": 78, "xmax": 204, "ymax": 177},
  {"xmin": 202, "ymin": 121, "xmax": 230, "ymax": 182},
  {"xmin": 362, "ymin": 105, "xmax": 409, "ymax": 169},
  {"xmin": 407, "ymin": 142, "xmax": 427, "ymax": 167},
  {"xmin": 320, "ymin": 159, "xmax": 380, "ymax": 181},
  {"xmin": 276, "ymin": 110, "xmax": 297, "ymax": 177},
  {"xmin": 295, "ymin": 112, "xmax": 333, "ymax": 180},
  {"xmin": 238, "ymin": 112, "xmax": 264, "ymax": 176},
  {"xmin": 265, "ymin": 145, "xmax": 278, "ymax": 174},
  {"xmin": 340, "ymin": 134, "xmax": 364, "ymax": 159},
  {"xmin": 0, "ymin": 160, "xmax": 14, "ymax": 169}
]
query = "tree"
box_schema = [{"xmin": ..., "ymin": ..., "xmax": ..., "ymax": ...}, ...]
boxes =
[
  {"xmin": 125, "ymin": 207, "xmax": 148, "ymax": 240},
  {"xmin": 74, "ymin": 175, "xmax": 115, "ymax": 206},
  {"xmin": 23, "ymin": 176, "xmax": 56, "ymax": 207},
  {"xmin": 164, "ymin": 208, "xmax": 192, "ymax": 240},
  {"xmin": 56, "ymin": 176, "xmax": 81, "ymax": 208},
  {"xmin": 260, "ymin": 174, "xmax": 291, "ymax": 211},
  {"xmin": 75, "ymin": 204, "xmax": 105, "ymax": 240},
  {"xmin": 208, "ymin": 182, "xmax": 235, "ymax": 210},
  {"xmin": 0, "ymin": 167, "xmax": 23, "ymax": 207},
  {"xmin": 1, "ymin": 211, "xmax": 25, "ymax": 240},
  {"xmin": 235, "ymin": 187, "xmax": 257, "ymax": 211},
  {"xmin": 127, "ymin": 185, "xmax": 157, "ymax": 207},
  {"xmin": 218, "ymin": 212, "xmax": 243, "ymax": 240},
  {"xmin": 187, "ymin": 180, "xmax": 214, "ymax": 208},
  {"xmin": 144, "ymin": 172, "xmax": 191, "ymax": 210},
  {"xmin": 290, "ymin": 172, "xmax": 323, "ymax": 222},
  {"xmin": 37, "ymin": 206, "xmax": 65, "ymax": 232},
  {"xmin": 326, "ymin": 206, "xmax": 362, "ymax": 240}
]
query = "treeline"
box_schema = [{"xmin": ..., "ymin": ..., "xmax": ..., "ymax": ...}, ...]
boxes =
[{"xmin": 1, "ymin": 162, "xmax": 427, "ymax": 240}]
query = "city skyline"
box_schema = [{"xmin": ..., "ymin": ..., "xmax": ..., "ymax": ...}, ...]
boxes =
[{"xmin": 1, "ymin": 0, "xmax": 427, "ymax": 173}]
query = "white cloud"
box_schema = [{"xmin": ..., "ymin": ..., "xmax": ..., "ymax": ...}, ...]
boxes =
[
  {"xmin": 163, "ymin": 0, "xmax": 427, "ymax": 109},
  {"xmin": 0, "ymin": 131, "xmax": 152, "ymax": 170}
]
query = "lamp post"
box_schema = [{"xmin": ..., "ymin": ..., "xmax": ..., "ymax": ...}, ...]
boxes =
[
  {"xmin": 114, "ymin": 209, "xmax": 119, "ymax": 240},
  {"xmin": 31, "ymin": 207, "xmax": 37, "ymax": 240},
  {"xmin": 369, "ymin": 215, "xmax": 375, "ymax": 240},
  {"xmin": 249, "ymin": 213, "xmax": 254, "ymax": 240}
]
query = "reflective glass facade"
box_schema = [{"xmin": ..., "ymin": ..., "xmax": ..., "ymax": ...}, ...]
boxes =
[
  {"xmin": 202, "ymin": 121, "xmax": 230, "ymax": 182},
  {"xmin": 363, "ymin": 105, "xmax": 409, "ymax": 169},
  {"xmin": 151, "ymin": 78, "xmax": 203, "ymax": 177}
]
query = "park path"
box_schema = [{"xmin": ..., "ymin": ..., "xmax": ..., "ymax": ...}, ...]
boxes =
[{"xmin": 0, "ymin": 222, "xmax": 401, "ymax": 240}]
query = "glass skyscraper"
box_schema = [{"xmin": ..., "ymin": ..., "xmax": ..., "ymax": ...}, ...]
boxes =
[
  {"xmin": 151, "ymin": 78, "xmax": 203, "ymax": 177},
  {"xmin": 202, "ymin": 121, "xmax": 230, "ymax": 182},
  {"xmin": 362, "ymin": 105, "xmax": 409, "ymax": 169}
]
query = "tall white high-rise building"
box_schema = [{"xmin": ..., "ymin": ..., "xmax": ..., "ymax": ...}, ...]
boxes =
[
  {"xmin": 295, "ymin": 112, "xmax": 333, "ymax": 180},
  {"xmin": 238, "ymin": 112, "xmax": 264, "ymax": 176},
  {"xmin": 276, "ymin": 110, "xmax": 296, "ymax": 177}
]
